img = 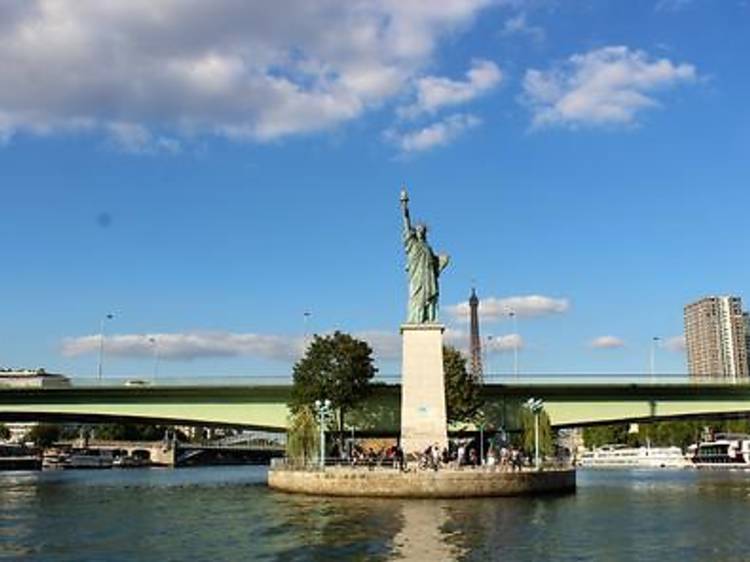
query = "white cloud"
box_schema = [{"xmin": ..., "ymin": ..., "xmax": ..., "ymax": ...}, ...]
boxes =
[
  {"xmin": 661, "ymin": 335, "xmax": 686, "ymax": 352},
  {"xmin": 589, "ymin": 335, "xmax": 625, "ymax": 349},
  {"xmin": 398, "ymin": 59, "xmax": 502, "ymax": 118},
  {"xmin": 444, "ymin": 328, "xmax": 523, "ymax": 354},
  {"xmin": 0, "ymin": 0, "xmax": 494, "ymax": 146},
  {"xmin": 655, "ymin": 0, "xmax": 694, "ymax": 11},
  {"xmin": 501, "ymin": 13, "xmax": 545, "ymax": 42},
  {"xmin": 522, "ymin": 46, "xmax": 697, "ymax": 129},
  {"xmin": 447, "ymin": 294, "xmax": 570, "ymax": 322},
  {"xmin": 61, "ymin": 329, "xmax": 404, "ymax": 363},
  {"xmin": 61, "ymin": 332, "xmax": 305, "ymax": 361},
  {"xmin": 386, "ymin": 113, "xmax": 480, "ymax": 152},
  {"xmin": 107, "ymin": 122, "xmax": 181, "ymax": 154}
]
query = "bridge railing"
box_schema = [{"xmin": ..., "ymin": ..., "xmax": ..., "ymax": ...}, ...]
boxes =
[{"xmin": 61, "ymin": 373, "xmax": 750, "ymax": 388}]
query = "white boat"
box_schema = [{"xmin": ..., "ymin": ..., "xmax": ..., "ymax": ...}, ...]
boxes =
[
  {"xmin": 688, "ymin": 433, "xmax": 750, "ymax": 469},
  {"xmin": 578, "ymin": 444, "xmax": 689, "ymax": 469},
  {"xmin": 42, "ymin": 448, "xmax": 113, "ymax": 469}
]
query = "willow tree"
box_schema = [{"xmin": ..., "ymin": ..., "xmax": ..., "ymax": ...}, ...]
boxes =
[
  {"xmin": 290, "ymin": 331, "xmax": 377, "ymax": 449},
  {"xmin": 520, "ymin": 407, "xmax": 554, "ymax": 459},
  {"xmin": 286, "ymin": 406, "xmax": 318, "ymax": 465}
]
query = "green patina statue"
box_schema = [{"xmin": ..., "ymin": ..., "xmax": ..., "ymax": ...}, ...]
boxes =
[{"xmin": 400, "ymin": 187, "xmax": 450, "ymax": 324}]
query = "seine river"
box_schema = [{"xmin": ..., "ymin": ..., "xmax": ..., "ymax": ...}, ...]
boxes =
[{"xmin": 2, "ymin": 466, "xmax": 750, "ymax": 561}]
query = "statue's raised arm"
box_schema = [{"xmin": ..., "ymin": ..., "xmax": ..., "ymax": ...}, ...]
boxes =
[{"xmin": 400, "ymin": 187, "xmax": 413, "ymax": 239}]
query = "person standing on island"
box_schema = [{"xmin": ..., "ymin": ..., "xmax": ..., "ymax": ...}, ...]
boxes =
[{"xmin": 400, "ymin": 187, "xmax": 450, "ymax": 323}]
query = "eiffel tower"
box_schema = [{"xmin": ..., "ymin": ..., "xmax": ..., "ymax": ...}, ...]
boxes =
[{"xmin": 469, "ymin": 287, "xmax": 483, "ymax": 380}]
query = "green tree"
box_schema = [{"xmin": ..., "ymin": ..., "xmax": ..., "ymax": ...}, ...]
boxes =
[
  {"xmin": 93, "ymin": 424, "xmax": 186, "ymax": 441},
  {"xmin": 0, "ymin": 423, "xmax": 10, "ymax": 441},
  {"xmin": 443, "ymin": 345, "xmax": 481, "ymax": 424},
  {"xmin": 290, "ymin": 331, "xmax": 377, "ymax": 448},
  {"xmin": 520, "ymin": 407, "xmax": 554, "ymax": 459},
  {"xmin": 286, "ymin": 406, "xmax": 319, "ymax": 465},
  {"xmin": 582, "ymin": 424, "xmax": 630, "ymax": 448},
  {"xmin": 24, "ymin": 424, "xmax": 61, "ymax": 447}
]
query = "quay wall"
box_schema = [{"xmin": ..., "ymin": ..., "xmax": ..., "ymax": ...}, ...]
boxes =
[{"xmin": 268, "ymin": 467, "xmax": 576, "ymax": 498}]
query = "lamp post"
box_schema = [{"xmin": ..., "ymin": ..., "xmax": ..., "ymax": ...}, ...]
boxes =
[
  {"xmin": 149, "ymin": 336, "xmax": 160, "ymax": 381},
  {"xmin": 314, "ymin": 398, "xmax": 332, "ymax": 469},
  {"xmin": 97, "ymin": 313, "xmax": 114, "ymax": 382},
  {"xmin": 303, "ymin": 311, "xmax": 312, "ymax": 341},
  {"xmin": 509, "ymin": 311, "xmax": 518, "ymax": 378},
  {"xmin": 485, "ymin": 335, "xmax": 493, "ymax": 377},
  {"xmin": 525, "ymin": 398, "xmax": 544, "ymax": 470},
  {"xmin": 649, "ymin": 336, "xmax": 660, "ymax": 380}
]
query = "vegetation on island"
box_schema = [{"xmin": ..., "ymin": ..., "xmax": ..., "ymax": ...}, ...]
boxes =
[
  {"xmin": 289, "ymin": 331, "xmax": 377, "ymax": 455},
  {"xmin": 443, "ymin": 345, "xmax": 482, "ymax": 424},
  {"xmin": 285, "ymin": 406, "xmax": 319, "ymax": 464},
  {"xmin": 0, "ymin": 423, "xmax": 10, "ymax": 441},
  {"xmin": 520, "ymin": 407, "xmax": 554, "ymax": 458}
]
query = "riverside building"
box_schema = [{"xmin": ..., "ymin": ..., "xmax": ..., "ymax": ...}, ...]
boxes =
[{"xmin": 684, "ymin": 296, "xmax": 749, "ymax": 378}]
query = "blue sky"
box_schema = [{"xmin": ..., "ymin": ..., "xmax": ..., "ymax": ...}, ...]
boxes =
[{"xmin": 1, "ymin": 0, "xmax": 748, "ymax": 378}]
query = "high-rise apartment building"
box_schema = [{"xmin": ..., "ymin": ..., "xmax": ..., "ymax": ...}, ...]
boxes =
[{"xmin": 684, "ymin": 296, "xmax": 749, "ymax": 377}]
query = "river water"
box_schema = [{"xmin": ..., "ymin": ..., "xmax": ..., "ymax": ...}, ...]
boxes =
[{"xmin": 1, "ymin": 467, "xmax": 749, "ymax": 561}]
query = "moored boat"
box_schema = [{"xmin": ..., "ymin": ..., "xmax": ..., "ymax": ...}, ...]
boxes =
[
  {"xmin": 578, "ymin": 444, "xmax": 689, "ymax": 469},
  {"xmin": 42, "ymin": 448, "xmax": 114, "ymax": 469},
  {"xmin": 688, "ymin": 433, "xmax": 750, "ymax": 469},
  {"xmin": 0, "ymin": 444, "xmax": 41, "ymax": 470}
]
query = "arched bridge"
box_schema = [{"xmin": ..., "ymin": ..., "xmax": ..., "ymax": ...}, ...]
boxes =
[{"xmin": 2, "ymin": 377, "xmax": 750, "ymax": 432}]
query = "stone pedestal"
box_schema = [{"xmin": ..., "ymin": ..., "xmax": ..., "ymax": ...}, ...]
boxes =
[{"xmin": 400, "ymin": 323, "xmax": 448, "ymax": 456}]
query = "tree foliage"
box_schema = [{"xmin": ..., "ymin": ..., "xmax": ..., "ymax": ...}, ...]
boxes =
[
  {"xmin": 24, "ymin": 424, "xmax": 61, "ymax": 447},
  {"xmin": 286, "ymin": 406, "xmax": 319, "ymax": 465},
  {"xmin": 583, "ymin": 417, "xmax": 750, "ymax": 450},
  {"xmin": 583, "ymin": 424, "xmax": 632, "ymax": 448},
  {"xmin": 443, "ymin": 345, "xmax": 481, "ymax": 424},
  {"xmin": 0, "ymin": 423, "xmax": 10, "ymax": 441},
  {"xmin": 93, "ymin": 424, "xmax": 183, "ymax": 441},
  {"xmin": 290, "ymin": 331, "xmax": 377, "ymax": 436}
]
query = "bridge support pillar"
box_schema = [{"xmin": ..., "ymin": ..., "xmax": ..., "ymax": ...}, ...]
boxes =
[{"xmin": 400, "ymin": 323, "xmax": 448, "ymax": 456}]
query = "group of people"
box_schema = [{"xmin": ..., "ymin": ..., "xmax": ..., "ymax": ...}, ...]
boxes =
[
  {"xmin": 418, "ymin": 442, "xmax": 527, "ymax": 471},
  {"xmin": 338, "ymin": 440, "xmax": 529, "ymax": 471}
]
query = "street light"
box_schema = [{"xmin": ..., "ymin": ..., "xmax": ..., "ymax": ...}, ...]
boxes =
[
  {"xmin": 649, "ymin": 336, "xmax": 660, "ymax": 379},
  {"xmin": 485, "ymin": 335, "xmax": 493, "ymax": 377},
  {"xmin": 314, "ymin": 398, "xmax": 332, "ymax": 469},
  {"xmin": 303, "ymin": 311, "xmax": 312, "ymax": 341},
  {"xmin": 97, "ymin": 313, "xmax": 114, "ymax": 382},
  {"xmin": 525, "ymin": 397, "xmax": 544, "ymax": 470},
  {"xmin": 509, "ymin": 311, "xmax": 519, "ymax": 378},
  {"xmin": 149, "ymin": 336, "xmax": 160, "ymax": 381}
]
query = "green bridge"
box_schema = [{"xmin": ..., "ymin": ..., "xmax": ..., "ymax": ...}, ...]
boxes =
[{"xmin": 3, "ymin": 377, "xmax": 750, "ymax": 433}]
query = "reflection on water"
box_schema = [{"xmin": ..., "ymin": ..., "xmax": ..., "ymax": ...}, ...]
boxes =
[
  {"xmin": 391, "ymin": 501, "xmax": 465, "ymax": 561},
  {"xmin": 3, "ymin": 468, "xmax": 750, "ymax": 561}
]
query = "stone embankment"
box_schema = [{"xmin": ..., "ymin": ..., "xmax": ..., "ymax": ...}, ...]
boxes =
[{"xmin": 268, "ymin": 466, "xmax": 576, "ymax": 498}]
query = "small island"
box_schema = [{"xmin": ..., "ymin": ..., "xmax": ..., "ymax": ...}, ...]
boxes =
[{"xmin": 267, "ymin": 187, "xmax": 575, "ymax": 498}]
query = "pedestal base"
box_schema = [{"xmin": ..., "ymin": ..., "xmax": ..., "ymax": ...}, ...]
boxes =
[{"xmin": 400, "ymin": 323, "xmax": 448, "ymax": 456}]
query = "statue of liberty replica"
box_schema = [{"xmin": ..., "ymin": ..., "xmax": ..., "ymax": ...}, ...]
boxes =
[
  {"xmin": 398, "ymin": 186, "xmax": 450, "ymax": 454},
  {"xmin": 400, "ymin": 187, "xmax": 450, "ymax": 323}
]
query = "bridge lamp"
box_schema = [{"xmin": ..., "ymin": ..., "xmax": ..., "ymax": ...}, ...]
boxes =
[
  {"xmin": 509, "ymin": 311, "xmax": 519, "ymax": 378},
  {"xmin": 314, "ymin": 399, "xmax": 332, "ymax": 469},
  {"xmin": 149, "ymin": 337, "xmax": 160, "ymax": 381},
  {"xmin": 97, "ymin": 313, "xmax": 115, "ymax": 382},
  {"xmin": 524, "ymin": 398, "xmax": 544, "ymax": 470}
]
